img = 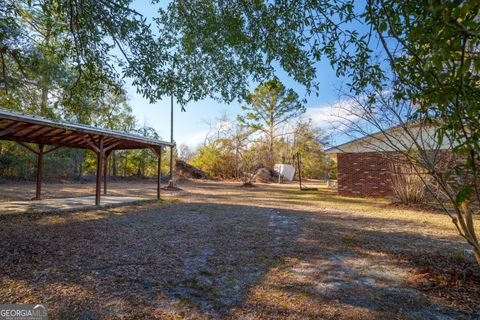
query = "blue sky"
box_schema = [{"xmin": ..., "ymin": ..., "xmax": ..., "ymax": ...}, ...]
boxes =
[
  {"xmin": 126, "ymin": 61, "xmax": 344, "ymax": 147},
  {"xmin": 126, "ymin": 1, "xmax": 367, "ymax": 148}
]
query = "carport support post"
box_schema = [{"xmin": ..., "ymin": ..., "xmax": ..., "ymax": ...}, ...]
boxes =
[
  {"xmin": 95, "ymin": 137, "xmax": 104, "ymax": 206},
  {"xmin": 152, "ymin": 147, "xmax": 162, "ymax": 200},
  {"xmin": 35, "ymin": 144, "xmax": 45, "ymax": 200},
  {"xmin": 103, "ymin": 150, "xmax": 112, "ymax": 195}
]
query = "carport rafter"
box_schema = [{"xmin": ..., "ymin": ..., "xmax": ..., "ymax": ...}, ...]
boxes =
[{"xmin": 0, "ymin": 123, "xmax": 34, "ymax": 137}]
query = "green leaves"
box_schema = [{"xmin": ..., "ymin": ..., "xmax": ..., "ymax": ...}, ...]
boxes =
[
  {"xmin": 455, "ymin": 186, "xmax": 474, "ymax": 206},
  {"xmin": 3, "ymin": 0, "xmax": 372, "ymax": 108},
  {"xmin": 238, "ymin": 78, "xmax": 305, "ymax": 169},
  {"xmin": 1, "ymin": 0, "xmax": 158, "ymax": 112},
  {"xmin": 151, "ymin": 0, "xmax": 364, "ymax": 105}
]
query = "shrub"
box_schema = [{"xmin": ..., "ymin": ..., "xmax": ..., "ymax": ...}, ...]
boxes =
[{"xmin": 390, "ymin": 163, "xmax": 427, "ymax": 205}]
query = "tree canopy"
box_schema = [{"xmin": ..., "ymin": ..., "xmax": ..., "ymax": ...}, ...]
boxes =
[
  {"xmin": 237, "ymin": 78, "xmax": 305, "ymax": 166},
  {"xmin": 2, "ymin": 0, "xmax": 370, "ymax": 107}
]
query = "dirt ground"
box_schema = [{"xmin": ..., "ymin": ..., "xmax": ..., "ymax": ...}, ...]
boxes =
[{"xmin": 0, "ymin": 180, "xmax": 479, "ymax": 319}]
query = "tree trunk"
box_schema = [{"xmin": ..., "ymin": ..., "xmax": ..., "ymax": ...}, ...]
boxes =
[
  {"xmin": 78, "ymin": 150, "xmax": 84, "ymax": 180},
  {"xmin": 123, "ymin": 153, "xmax": 128, "ymax": 176},
  {"xmin": 40, "ymin": 86, "xmax": 48, "ymax": 116},
  {"xmin": 71, "ymin": 150, "xmax": 78, "ymax": 179},
  {"xmin": 269, "ymin": 126, "xmax": 275, "ymax": 169},
  {"xmin": 112, "ymin": 151, "xmax": 117, "ymax": 177},
  {"xmin": 235, "ymin": 147, "xmax": 239, "ymax": 179},
  {"xmin": 473, "ymin": 247, "xmax": 480, "ymax": 266},
  {"xmin": 140, "ymin": 150, "xmax": 146, "ymax": 177}
]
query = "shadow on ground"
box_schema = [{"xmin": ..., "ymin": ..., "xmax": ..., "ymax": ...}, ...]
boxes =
[{"xmin": 0, "ymin": 197, "xmax": 477, "ymax": 319}]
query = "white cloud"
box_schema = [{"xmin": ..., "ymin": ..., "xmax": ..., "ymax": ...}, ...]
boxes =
[
  {"xmin": 179, "ymin": 120, "xmax": 234, "ymax": 148},
  {"xmin": 180, "ymin": 99, "xmax": 362, "ymax": 148},
  {"xmin": 304, "ymin": 99, "xmax": 359, "ymax": 132},
  {"xmin": 301, "ymin": 99, "xmax": 365, "ymax": 147},
  {"xmin": 180, "ymin": 129, "xmax": 209, "ymax": 148}
]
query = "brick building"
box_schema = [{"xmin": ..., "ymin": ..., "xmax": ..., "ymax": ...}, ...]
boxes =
[
  {"xmin": 325, "ymin": 125, "xmax": 451, "ymax": 198},
  {"xmin": 334, "ymin": 152, "xmax": 394, "ymax": 197}
]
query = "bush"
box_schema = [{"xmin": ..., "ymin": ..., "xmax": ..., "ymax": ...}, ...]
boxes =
[{"xmin": 390, "ymin": 163, "xmax": 427, "ymax": 205}]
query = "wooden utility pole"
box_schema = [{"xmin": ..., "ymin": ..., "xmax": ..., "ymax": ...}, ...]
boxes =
[
  {"xmin": 169, "ymin": 94, "xmax": 174, "ymax": 182},
  {"xmin": 296, "ymin": 152, "xmax": 303, "ymax": 190}
]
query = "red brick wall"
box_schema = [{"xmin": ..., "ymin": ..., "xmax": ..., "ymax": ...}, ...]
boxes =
[
  {"xmin": 336, "ymin": 150, "xmax": 457, "ymax": 198},
  {"xmin": 337, "ymin": 152, "xmax": 393, "ymax": 197}
]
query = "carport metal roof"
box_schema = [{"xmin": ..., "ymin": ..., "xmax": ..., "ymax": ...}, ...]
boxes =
[
  {"xmin": 0, "ymin": 108, "xmax": 172, "ymax": 205},
  {"xmin": 0, "ymin": 108, "xmax": 173, "ymax": 150}
]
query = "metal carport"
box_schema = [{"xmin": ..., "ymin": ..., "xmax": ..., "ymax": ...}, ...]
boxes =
[{"xmin": 0, "ymin": 108, "xmax": 174, "ymax": 205}]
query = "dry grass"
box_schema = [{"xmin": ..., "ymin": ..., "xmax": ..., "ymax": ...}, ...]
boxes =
[{"xmin": 0, "ymin": 179, "xmax": 479, "ymax": 319}]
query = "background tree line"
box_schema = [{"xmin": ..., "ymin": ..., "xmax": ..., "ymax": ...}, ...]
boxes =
[
  {"xmin": 0, "ymin": 91, "xmax": 172, "ymax": 182},
  {"xmin": 180, "ymin": 79, "xmax": 335, "ymax": 180}
]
